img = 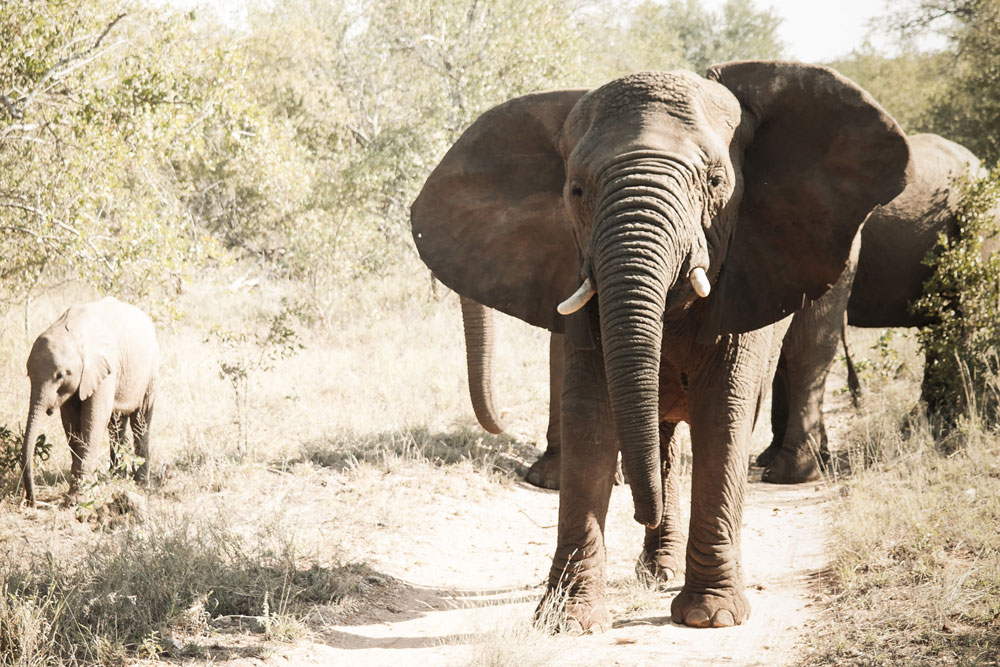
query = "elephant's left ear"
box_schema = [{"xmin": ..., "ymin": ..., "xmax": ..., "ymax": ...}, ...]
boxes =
[
  {"xmin": 79, "ymin": 332, "xmax": 114, "ymax": 401},
  {"xmin": 700, "ymin": 60, "xmax": 912, "ymax": 341}
]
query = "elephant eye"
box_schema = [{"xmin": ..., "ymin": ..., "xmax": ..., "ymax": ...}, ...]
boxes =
[
  {"xmin": 54, "ymin": 371, "xmax": 64, "ymax": 380},
  {"xmin": 709, "ymin": 174, "xmax": 725, "ymax": 189},
  {"xmin": 570, "ymin": 181, "xmax": 584, "ymax": 198}
]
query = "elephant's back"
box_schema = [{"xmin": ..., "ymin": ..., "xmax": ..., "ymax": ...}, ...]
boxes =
[{"xmin": 848, "ymin": 134, "xmax": 980, "ymax": 328}]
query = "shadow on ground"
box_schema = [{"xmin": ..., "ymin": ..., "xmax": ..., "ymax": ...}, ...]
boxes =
[
  {"xmin": 290, "ymin": 425, "xmax": 543, "ymax": 481},
  {"xmin": 306, "ymin": 575, "xmax": 542, "ymax": 651}
]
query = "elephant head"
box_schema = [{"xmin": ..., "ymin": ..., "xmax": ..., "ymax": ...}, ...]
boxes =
[
  {"xmin": 22, "ymin": 312, "xmax": 114, "ymax": 503},
  {"xmin": 411, "ymin": 61, "xmax": 910, "ymax": 527}
]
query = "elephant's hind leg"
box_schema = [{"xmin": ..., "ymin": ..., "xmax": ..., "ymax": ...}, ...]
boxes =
[
  {"xmin": 763, "ymin": 242, "xmax": 859, "ymax": 484},
  {"xmin": 108, "ymin": 412, "xmax": 128, "ymax": 475},
  {"xmin": 637, "ymin": 421, "xmax": 685, "ymax": 584},
  {"xmin": 756, "ymin": 356, "xmax": 789, "ymax": 468},
  {"xmin": 130, "ymin": 382, "xmax": 156, "ymax": 485},
  {"xmin": 526, "ymin": 333, "xmax": 564, "ymax": 490}
]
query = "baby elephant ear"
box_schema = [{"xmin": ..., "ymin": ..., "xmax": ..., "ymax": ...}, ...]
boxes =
[
  {"xmin": 79, "ymin": 349, "xmax": 112, "ymax": 401},
  {"xmin": 411, "ymin": 90, "xmax": 587, "ymax": 333},
  {"xmin": 701, "ymin": 60, "xmax": 912, "ymax": 340},
  {"xmin": 79, "ymin": 326, "xmax": 115, "ymax": 401}
]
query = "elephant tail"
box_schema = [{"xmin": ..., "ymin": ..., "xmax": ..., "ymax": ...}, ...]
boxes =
[
  {"xmin": 460, "ymin": 295, "xmax": 506, "ymax": 435},
  {"xmin": 842, "ymin": 312, "xmax": 861, "ymax": 408}
]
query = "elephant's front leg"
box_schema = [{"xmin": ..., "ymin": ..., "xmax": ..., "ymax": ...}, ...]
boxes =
[
  {"xmin": 637, "ymin": 421, "xmax": 685, "ymax": 583},
  {"xmin": 537, "ymin": 342, "xmax": 617, "ymax": 633},
  {"xmin": 762, "ymin": 235, "xmax": 858, "ymax": 483},
  {"xmin": 60, "ymin": 398, "xmax": 84, "ymax": 497},
  {"xmin": 671, "ymin": 336, "xmax": 775, "ymax": 628},
  {"xmin": 73, "ymin": 385, "xmax": 116, "ymax": 493}
]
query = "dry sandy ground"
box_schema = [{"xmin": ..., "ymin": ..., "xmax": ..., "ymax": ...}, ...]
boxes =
[
  {"xmin": 204, "ymin": 342, "xmax": 857, "ymax": 667},
  {"xmin": 288, "ymin": 472, "xmax": 831, "ymax": 666},
  {"xmin": 260, "ymin": 409, "xmax": 847, "ymax": 666}
]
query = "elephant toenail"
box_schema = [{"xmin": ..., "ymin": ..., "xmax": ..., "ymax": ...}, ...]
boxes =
[
  {"xmin": 713, "ymin": 610, "xmax": 736, "ymax": 627},
  {"xmin": 685, "ymin": 608, "xmax": 711, "ymax": 627}
]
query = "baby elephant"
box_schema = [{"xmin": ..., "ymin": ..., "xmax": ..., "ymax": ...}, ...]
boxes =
[{"xmin": 21, "ymin": 297, "xmax": 159, "ymax": 505}]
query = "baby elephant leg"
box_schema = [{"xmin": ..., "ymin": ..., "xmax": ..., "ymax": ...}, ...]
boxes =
[
  {"xmin": 108, "ymin": 412, "xmax": 128, "ymax": 474},
  {"xmin": 130, "ymin": 384, "xmax": 156, "ymax": 484}
]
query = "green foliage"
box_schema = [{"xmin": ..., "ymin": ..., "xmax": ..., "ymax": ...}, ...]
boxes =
[
  {"xmin": 0, "ymin": 0, "xmax": 787, "ymax": 312},
  {"xmin": 596, "ymin": 0, "xmax": 784, "ymax": 76},
  {"xmin": 827, "ymin": 46, "xmax": 951, "ymax": 133},
  {"xmin": 882, "ymin": 0, "xmax": 1000, "ymax": 164},
  {"xmin": 914, "ymin": 168, "xmax": 1000, "ymax": 423},
  {"xmin": 238, "ymin": 0, "xmax": 590, "ymax": 288},
  {"xmin": 0, "ymin": 426, "xmax": 49, "ymax": 473},
  {"xmin": 0, "ymin": 425, "xmax": 50, "ymax": 496},
  {"xmin": 0, "ymin": 1, "xmax": 228, "ymax": 313},
  {"xmin": 848, "ymin": 329, "xmax": 909, "ymax": 392}
]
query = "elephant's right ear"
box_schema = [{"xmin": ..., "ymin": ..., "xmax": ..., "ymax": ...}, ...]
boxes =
[{"xmin": 411, "ymin": 90, "xmax": 588, "ymax": 333}]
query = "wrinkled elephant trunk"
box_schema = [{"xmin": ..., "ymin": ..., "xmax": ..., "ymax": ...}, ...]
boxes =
[
  {"xmin": 460, "ymin": 295, "xmax": 505, "ymax": 435},
  {"xmin": 592, "ymin": 165, "xmax": 692, "ymax": 528},
  {"xmin": 21, "ymin": 388, "xmax": 45, "ymax": 505}
]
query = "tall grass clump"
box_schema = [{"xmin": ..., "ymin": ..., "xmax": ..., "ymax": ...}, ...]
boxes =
[
  {"xmin": 914, "ymin": 167, "xmax": 1000, "ymax": 424},
  {"xmin": 0, "ymin": 509, "xmax": 367, "ymax": 665},
  {"xmin": 807, "ymin": 407, "xmax": 1000, "ymax": 665}
]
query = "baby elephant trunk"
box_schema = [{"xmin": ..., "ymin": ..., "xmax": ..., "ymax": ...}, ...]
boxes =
[{"xmin": 21, "ymin": 388, "xmax": 46, "ymax": 505}]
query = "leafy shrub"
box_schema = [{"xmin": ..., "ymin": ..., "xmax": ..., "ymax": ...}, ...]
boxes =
[
  {"xmin": 914, "ymin": 167, "xmax": 1000, "ymax": 423},
  {"xmin": 0, "ymin": 425, "xmax": 50, "ymax": 495}
]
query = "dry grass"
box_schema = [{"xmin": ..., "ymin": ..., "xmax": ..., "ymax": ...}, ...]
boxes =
[
  {"xmin": 0, "ymin": 264, "xmax": 554, "ymax": 664},
  {"xmin": 805, "ymin": 328, "xmax": 1000, "ymax": 665},
  {"xmin": 6, "ymin": 267, "xmax": 1000, "ymax": 665}
]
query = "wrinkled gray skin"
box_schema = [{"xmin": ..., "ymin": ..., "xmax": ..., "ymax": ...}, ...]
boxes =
[
  {"xmin": 22, "ymin": 297, "xmax": 159, "ymax": 506},
  {"xmin": 413, "ymin": 62, "xmax": 910, "ymax": 631},
  {"xmin": 760, "ymin": 134, "xmax": 986, "ymax": 483},
  {"xmin": 460, "ymin": 295, "xmax": 564, "ymax": 489}
]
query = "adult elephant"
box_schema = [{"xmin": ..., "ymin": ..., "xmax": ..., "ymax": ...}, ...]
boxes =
[
  {"xmin": 759, "ymin": 134, "xmax": 984, "ymax": 483},
  {"xmin": 412, "ymin": 62, "xmax": 910, "ymax": 630},
  {"xmin": 460, "ymin": 296, "xmax": 564, "ymax": 489}
]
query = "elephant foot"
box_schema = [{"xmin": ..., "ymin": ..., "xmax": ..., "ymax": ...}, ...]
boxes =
[
  {"xmin": 635, "ymin": 549, "xmax": 683, "ymax": 586},
  {"xmin": 671, "ymin": 586, "xmax": 750, "ymax": 628},
  {"xmin": 754, "ymin": 440, "xmax": 781, "ymax": 468},
  {"xmin": 762, "ymin": 443, "xmax": 829, "ymax": 484},
  {"xmin": 534, "ymin": 590, "xmax": 611, "ymax": 634},
  {"xmin": 525, "ymin": 449, "xmax": 561, "ymax": 489}
]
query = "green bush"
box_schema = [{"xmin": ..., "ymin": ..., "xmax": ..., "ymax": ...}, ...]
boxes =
[{"xmin": 914, "ymin": 167, "xmax": 1000, "ymax": 424}]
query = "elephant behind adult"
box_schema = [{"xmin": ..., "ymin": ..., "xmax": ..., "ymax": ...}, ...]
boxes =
[
  {"xmin": 460, "ymin": 295, "xmax": 564, "ymax": 488},
  {"xmin": 21, "ymin": 296, "xmax": 159, "ymax": 505},
  {"xmin": 413, "ymin": 62, "xmax": 910, "ymax": 630},
  {"xmin": 761, "ymin": 133, "xmax": 985, "ymax": 483}
]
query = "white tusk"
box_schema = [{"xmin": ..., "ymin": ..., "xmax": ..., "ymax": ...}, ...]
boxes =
[
  {"xmin": 689, "ymin": 267, "xmax": 711, "ymax": 298},
  {"xmin": 557, "ymin": 278, "xmax": 596, "ymax": 315}
]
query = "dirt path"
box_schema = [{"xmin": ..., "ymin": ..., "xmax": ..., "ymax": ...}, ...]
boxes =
[
  {"xmin": 262, "ymin": 364, "xmax": 855, "ymax": 666},
  {"xmin": 280, "ymin": 472, "xmax": 829, "ymax": 666}
]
